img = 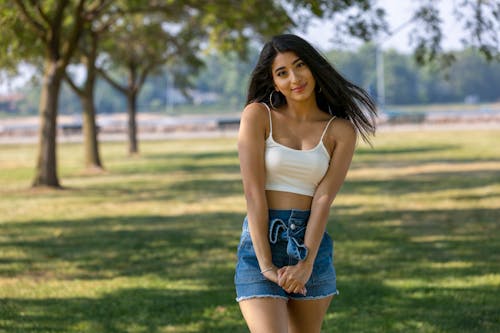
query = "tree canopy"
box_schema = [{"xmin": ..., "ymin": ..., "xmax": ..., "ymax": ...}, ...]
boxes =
[{"xmin": 0, "ymin": 0, "xmax": 498, "ymax": 188}]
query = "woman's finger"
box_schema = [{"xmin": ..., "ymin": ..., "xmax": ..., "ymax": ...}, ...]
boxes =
[{"xmin": 277, "ymin": 271, "xmax": 288, "ymax": 287}]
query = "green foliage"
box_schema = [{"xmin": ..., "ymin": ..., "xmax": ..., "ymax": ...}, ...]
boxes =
[
  {"xmin": 2, "ymin": 1, "xmax": 499, "ymax": 115},
  {"xmin": 408, "ymin": 0, "xmax": 499, "ymax": 65},
  {"xmin": 0, "ymin": 130, "xmax": 499, "ymax": 332},
  {"xmin": 327, "ymin": 46, "xmax": 500, "ymax": 105},
  {"xmin": 288, "ymin": 0, "xmax": 388, "ymax": 42},
  {"xmin": 193, "ymin": 49, "xmax": 260, "ymax": 108},
  {"xmin": 383, "ymin": 50, "xmax": 420, "ymax": 104},
  {"xmin": 5, "ymin": 46, "xmax": 500, "ymax": 116},
  {"xmin": 0, "ymin": 1, "xmax": 41, "ymax": 70}
]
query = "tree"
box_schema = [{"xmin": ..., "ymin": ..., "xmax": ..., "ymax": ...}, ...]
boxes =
[
  {"xmin": 0, "ymin": 0, "xmax": 387, "ymax": 186},
  {"xmin": 193, "ymin": 49, "xmax": 260, "ymax": 108},
  {"xmin": 64, "ymin": 10, "xmax": 119, "ymax": 172},
  {"xmin": 448, "ymin": 48, "xmax": 500, "ymax": 102},
  {"xmin": 3, "ymin": 0, "xmax": 496, "ymax": 188},
  {"xmin": 407, "ymin": 0, "xmax": 499, "ymax": 66},
  {"xmin": 97, "ymin": 12, "xmax": 201, "ymax": 155},
  {"xmin": 65, "ymin": 29, "xmax": 105, "ymax": 171},
  {"xmin": 96, "ymin": 0, "xmax": 387, "ymax": 155},
  {"xmin": 383, "ymin": 50, "xmax": 420, "ymax": 105},
  {"xmin": 327, "ymin": 44, "xmax": 378, "ymax": 95},
  {"xmin": 0, "ymin": 0, "xmax": 112, "ymax": 188}
]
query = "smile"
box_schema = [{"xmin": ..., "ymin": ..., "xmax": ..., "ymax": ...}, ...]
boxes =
[{"xmin": 291, "ymin": 83, "xmax": 307, "ymax": 93}]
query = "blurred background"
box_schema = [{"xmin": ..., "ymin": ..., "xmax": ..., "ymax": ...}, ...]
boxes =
[
  {"xmin": 0, "ymin": 1, "xmax": 499, "ymax": 332},
  {"xmin": 1, "ymin": 1, "xmax": 498, "ymax": 157}
]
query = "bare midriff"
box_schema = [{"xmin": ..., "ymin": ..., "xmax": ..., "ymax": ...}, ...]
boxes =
[{"xmin": 266, "ymin": 190, "xmax": 313, "ymax": 211}]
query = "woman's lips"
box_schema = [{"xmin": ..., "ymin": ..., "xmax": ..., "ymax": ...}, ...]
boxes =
[{"xmin": 292, "ymin": 83, "xmax": 307, "ymax": 93}]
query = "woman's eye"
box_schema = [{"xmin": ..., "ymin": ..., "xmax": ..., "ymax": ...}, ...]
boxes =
[{"xmin": 277, "ymin": 71, "xmax": 287, "ymax": 77}]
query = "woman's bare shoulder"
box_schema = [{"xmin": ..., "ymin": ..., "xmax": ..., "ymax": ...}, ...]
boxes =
[
  {"xmin": 242, "ymin": 102, "xmax": 268, "ymax": 116},
  {"xmin": 329, "ymin": 117, "xmax": 357, "ymax": 143},
  {"xmin": 240, "ymin": 102, "xmax": 269, "ymax": 126}
]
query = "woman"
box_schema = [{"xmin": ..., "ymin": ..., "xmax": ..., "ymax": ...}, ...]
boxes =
[{"xmin": 235, "ymin": 34, "xmax": 377, "ymax": 333}]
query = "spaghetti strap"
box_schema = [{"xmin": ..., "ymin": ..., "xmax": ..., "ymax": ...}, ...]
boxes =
[
  {"xmin": 260, "ymin": 102, "xmax": 272, "ymax": 135},
  {"xmin": 320, "ymin": 116, "xmax": 336, "ymax": 140}
]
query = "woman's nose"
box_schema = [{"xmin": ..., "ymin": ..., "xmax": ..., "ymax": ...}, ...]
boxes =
[{"xmin": 290, "ymin": 69, "xmax": 301, "ymax": 83}]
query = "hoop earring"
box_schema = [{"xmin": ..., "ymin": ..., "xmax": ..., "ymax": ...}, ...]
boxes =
[{"xmin": 269, "ymin": 91, "xmax": 279, "ymax": 109}]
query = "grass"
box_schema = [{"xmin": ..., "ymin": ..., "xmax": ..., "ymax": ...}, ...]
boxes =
[
  {"xmin": 386, "ymin": 101, "xmax": 500, "ymax": 113},
  {"xmin": 0, "ymin": 129, "xmax": 499, "ymax": 333}
]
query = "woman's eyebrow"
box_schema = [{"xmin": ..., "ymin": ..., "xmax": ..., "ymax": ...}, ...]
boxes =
[{"xmin": 274, "ymin": 58, "xmax": 302, "ymax": 73}]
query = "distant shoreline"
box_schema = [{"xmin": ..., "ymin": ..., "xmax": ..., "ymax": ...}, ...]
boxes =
[
  {"xmin": 1, "ymin": 106, "xmax": 500, "ymax": 144},
  {"xmin": 0, "ymin": 122, "xmax": 498, "ymax": 145}
]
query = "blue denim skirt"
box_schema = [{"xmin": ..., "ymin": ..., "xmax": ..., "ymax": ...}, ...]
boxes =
[{"xmin": 234, "ymin": 209, "xmax": 339, "ymax": 302}]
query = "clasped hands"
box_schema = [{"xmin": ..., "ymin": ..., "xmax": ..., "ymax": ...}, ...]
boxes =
[{"xmin": 262, "ymin": 261, "xmax": 313, "ymax": 295}]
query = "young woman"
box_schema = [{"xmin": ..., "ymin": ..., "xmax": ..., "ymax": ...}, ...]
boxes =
[{"xmin": 235, "ymin": 34, "xmax": 377, "ymax": 333}]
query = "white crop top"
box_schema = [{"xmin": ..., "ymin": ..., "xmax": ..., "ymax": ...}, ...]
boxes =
[{"xmin": 263, "ymin": 103, "xmax": 335, "ymax": 197}]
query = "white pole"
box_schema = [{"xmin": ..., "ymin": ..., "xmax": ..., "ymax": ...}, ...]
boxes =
[
  {"xmin": 375, "ymin": 16, "xmax": 416, "ymax": 109},
  {"xmin": 165, "ymin": 71, "xmax": 173, "ymax": 114},
  {"xmin": 376, "ymin": 45, "xmax": 385, "ymax": 108}
]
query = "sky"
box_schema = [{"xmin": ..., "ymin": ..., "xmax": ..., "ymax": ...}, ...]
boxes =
[{"xmin": 303, "ymin": 0, "xmax": 465, "ymax": 53}]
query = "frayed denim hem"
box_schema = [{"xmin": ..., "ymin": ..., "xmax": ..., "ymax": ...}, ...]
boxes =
[
  {"xmin": 236, "ymin": 294, "xmax": 289, "ymax": 302},
  {"xmin": 288, "ymin": 289, "xmax": 339, "ymax": 301}
]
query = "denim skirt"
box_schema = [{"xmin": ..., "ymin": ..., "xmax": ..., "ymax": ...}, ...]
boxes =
[{"xmin": 234, "ymin": 209, "xmax": 339, "ymax": 302}]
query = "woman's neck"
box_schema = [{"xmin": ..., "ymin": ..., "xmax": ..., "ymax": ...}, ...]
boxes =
[{"xmin": 284, "ymin": 98, "xmax": 319, "ymax": 121}]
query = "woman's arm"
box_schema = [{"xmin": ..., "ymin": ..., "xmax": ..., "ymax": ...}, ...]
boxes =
[
  {"xmin": 278, "ymin": 118, "xmax": 357, "ymax": 293},
  {"xmin": 238, "ymin": 103, "xmax": 278, "ymax": 282}
]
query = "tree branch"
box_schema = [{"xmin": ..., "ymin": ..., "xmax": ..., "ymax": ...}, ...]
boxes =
[
  {"xmin": 52, "ymin": 0, "xmax": 69, "ymax": 33},
  {"xmin": 93, "ymin": 11, "xmax": 120, "ymax": 34},
  {"xmin": 85, "ymin": 0, "xmax": 114, "ymax": 21},
  {"xmin": 137, "ymin": 64, "xmax": 156, "ymax": 91},
  {"xmin": 35, "ymin": 2, "xmax": 51, "ymax": 26},
  {"xmin": 96, "ymin": 67, "xmax": 128, "ymax": 94},
  {"xmin": 13, "ymin": 0, "xmax": 47, "ymax": 41},
  {"xmin": 64, "ymin": 71, "xmax": 84, "ymax": 97},
  {"xmin": 61, "ymin": 0, "xmax": 85, "ymax": 67},
  {"xmin": 50, "ymin": 0, "xmax": 70, "ymax": 60}
]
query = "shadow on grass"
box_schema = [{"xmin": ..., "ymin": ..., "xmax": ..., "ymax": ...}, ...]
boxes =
[
  {"xmin": 65, "ymin": 149, "xmax": 242, "ymax": 203},
  {"xmin": 1, "ymin": 136, "xmax": 499, "ymax": 332},
  {"xmin": 112, "ymin": 151, "xmax": 240, "ymax": 175},
  {"xmin": 1, "ymin": 287, "xmax": 246, "ymax": 333},
  {"xmin": 342, "ymin": 169, "xmax": 499, "ymax": 195},
  {"xmin": 354, "ymin": 143, "xmax": 500, "ymax": 170},
  {"xmin": 356, "ymin": 144, "xmax": 458, "ymax": 156},
  {"xmin": 1, "ymin": 212, "xmax": 248, "ymax": 332},
  {"xmin": 1, "ymin": 205, "xmax": 499, "ymax": 332},
  {"xmin": 69, "ymin": 176, "xmax": 243, "ymax": 204},
  {"xmin": 146, "ymin": 151, "xmax": 238, "ymax": 161},
  {"xmin": 324, "ymin": 205, "xmax": 499, "ymax": 332},
  {"xmin": 325, "ymin": 279, "xmax": 499, "ymax": 333},
  {"xmin": 0, "ymin": 212, "xmax": 244, "ymax": 280},
  {"xmin": 167, "ymin": 178, "xmax": 242, "ymax": 201}
]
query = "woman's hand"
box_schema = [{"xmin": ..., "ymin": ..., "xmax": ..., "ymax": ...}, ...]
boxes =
[
  {"xmin": 277, "ymin": 261, "xmax": 313, "ymax": 295},
  {"xmin": 261, "ymin": 267, "xmax": 280, "ymax": 285}
]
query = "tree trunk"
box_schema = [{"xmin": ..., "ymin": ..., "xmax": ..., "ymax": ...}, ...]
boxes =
[
  {"xmin": 81, "ymin": 32, "xmax": 104, "ymax": 171},
  {"xmin": 81, "ymin": 93, "xmax": 104, "ymax": 171},
  {"xmin": 32, "ymin": 60, "xmax": 63, "ymax": 188},
  {"xmin": 127, "ymin": 91, "xmax": 138, "ymax": 155}
]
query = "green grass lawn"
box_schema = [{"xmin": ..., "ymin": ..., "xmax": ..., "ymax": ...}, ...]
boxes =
[{"xmin": 0, "ymin": 129, "xmax": 499, "ymax": 333}]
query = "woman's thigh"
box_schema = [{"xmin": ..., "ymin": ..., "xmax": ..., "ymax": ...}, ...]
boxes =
[
  {"xmin": 239, "ymin": 297, "xmax": 288, "ymax": 333},
  {"xmin": 287, "ymin": 296, "xmax": 334, "ymax": 333}
]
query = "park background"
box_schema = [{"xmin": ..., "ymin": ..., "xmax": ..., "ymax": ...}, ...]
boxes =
[{"xmin": 1, "ymin": 1, "xmax": 499, "ymax": 332}]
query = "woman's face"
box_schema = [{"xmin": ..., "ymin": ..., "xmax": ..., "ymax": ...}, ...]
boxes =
[{"xmin": 271, "ymin": 51, "xmax": 316, "ymax": 104}]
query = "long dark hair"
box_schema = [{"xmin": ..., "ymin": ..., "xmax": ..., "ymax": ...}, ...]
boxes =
[{"xmin": 246, "ymin": 34, "xmax": 377, "ymax": 142}]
